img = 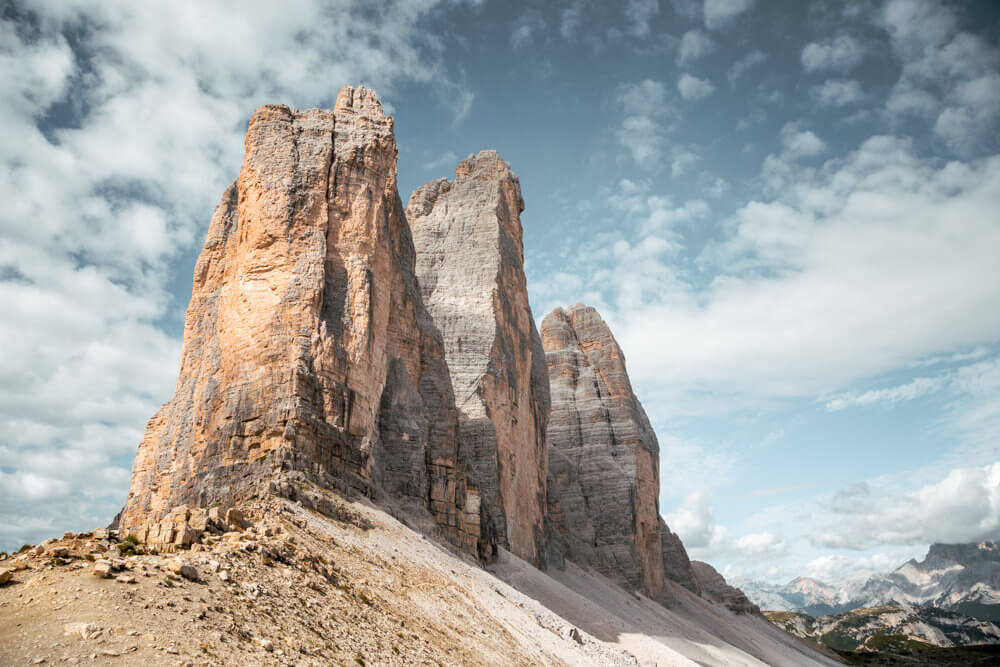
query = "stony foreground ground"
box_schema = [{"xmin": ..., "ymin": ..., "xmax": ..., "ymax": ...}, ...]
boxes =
[{"xmin": 1, "ymin": 489, "xmax": 837, "ymax": 666}]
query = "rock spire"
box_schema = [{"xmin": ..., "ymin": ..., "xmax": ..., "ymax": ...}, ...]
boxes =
[
  {"xmin": 120, "ymin": 86, "xmax": 489, "ymax": 557},
  {"xmin": 407, "ymin": 151, "xmax": 550, "ymax": 566}
]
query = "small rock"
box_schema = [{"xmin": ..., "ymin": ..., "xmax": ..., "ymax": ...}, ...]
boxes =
[
  {"xmin": 0, "ymin": 567, "xmax": 13, "ymax": 585},
  {"xmin": 218, "ymin": 570, "xmax": 230, "ymax": 582},
  {"xmin": 568, "ymin": 627, "xmax": 584, "ymax": 645},
  {"xmin": 92, "ymin": 561, "xmax": 113, "ymax": 579},
  {"xmin": 50, "ymin": 546, "xmax": 70, "ymax": 558},
  {"xmin": 63, "ymin": 622, "xmax": 102, "ymax": 640},
  {"xmin": 115, "ymin": 575, "xmax": 137, "ymax": 584},
  {"xmin": 225, "ymin": 508, "xmax": 245, "ymax": 530},
  {"xmin": 259, "ymin": 638, "xmax": 274, "ymax": 652},
  {"xmin": 100, "ymin": 649, "xmax": 120, "ymax": 657},
  {"xmin": 167, "ymin": 558, "xmax": 198, "ymax": 581}
]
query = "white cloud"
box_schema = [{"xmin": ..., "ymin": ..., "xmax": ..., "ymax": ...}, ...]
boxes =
[
  {"xmin": 779, "ymin": 123, "xmax": 826, "ymax": 158},
  {"xmin": 560, "ymin": 0, "xmax": 586, "ymax": 39},
  {"xmin": 511, "ymin": 10, "xmax": 545, "ymax": 51},
  {"xmin": 0, "ymin": 0, "xmax": 474, "ymax": 551},
  {"xmin": 703, "ymin": 0, "xmax": 754, "ymax": 30},
  {"xmin": 812, "ymin": 79, "xmax": 863, "ymax": 106},
  {"xmin": 667, "ymin": 491, "xmax": 787, "ymax": 563},
  {"xmin": 615, "ymin": 80, "xmax": 672, "ymax": 169},
  {"xmin": 801, "ymin": 35, "xmax": 864, "ymax": 72},
  {"xmin": 602, "ymin": 136, "xmax": 1000, "ymax": 400},
  {"xmin": 727, "ymin": 50, "xmax": 766, "ymax": 82},
  {"xmin": 825, "ymin": 375, "xmax": 947, "ymax": 411},
  {"xmin": 677, "ymin": 73, "xmax": 715, "ymax": 100},
  {"xmin": 677, "ymin": 29, "xmax": 715, "ymax": 64},
  {"xmin": 880, "ymin": 0, "xmax": 1000, "ymax": 154},
  {"xmin": 626, "ymin": 0, "xmax": 660, "ymax": 37},
  {"xmin": 670, "ymin": 148, "xmax": 701, "ymax": 177},
  {"xmin": 814, "ymin": 462, "xmax": 1000, "ymax": 550},
  {"xmin": 667, "ymin": 491, "xmax": 730, "ymax": 550}
]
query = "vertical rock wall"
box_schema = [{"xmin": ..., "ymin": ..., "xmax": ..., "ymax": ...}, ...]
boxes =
[
  {"xmin": 541, "ymin": 305, "xmax": 665, "ymax": 596},
  {"xmin": 120, "ymin": 87, "xmax": 487, "ymax": 557},
  {"xmin": 407, "ymin": 151, "xmax": 550, "ymax": 566}
]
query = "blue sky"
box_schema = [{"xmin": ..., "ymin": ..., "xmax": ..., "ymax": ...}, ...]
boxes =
[{"xmin": 1, "ymin": 0, "xmax": 999, "ymax": 584}]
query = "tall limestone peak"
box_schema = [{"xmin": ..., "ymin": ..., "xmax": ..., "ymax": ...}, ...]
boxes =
[
  {"xmin": 541, "ymin": 304, "xmax": 665, "ymax": 596},
  {"xmin": 407, "ymin": 150, "xmax": 550, "ymax": 566},
  {"xmin": 119, "ymin": 85, "xmax": 490, "ymax": 558}
]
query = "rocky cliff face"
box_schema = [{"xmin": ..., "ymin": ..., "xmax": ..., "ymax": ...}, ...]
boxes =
[
  {"xmin": 120, "ymin": 86, "xmax": 488, "ymax": 557},
  {"xmin": 541, "ymin": 304, "xmax": 666, "ymax": 597},
  {"xmin": 407, "ymin": 151, "xmax": 550, "ymax": 566},
  {"xmin": 692, "ymin": 561, "xmax": 762, "ymax": 615}
]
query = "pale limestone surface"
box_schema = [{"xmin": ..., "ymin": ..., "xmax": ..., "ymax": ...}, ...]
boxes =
[
  {"xmin": 407, "ymin": 151, "xmax": 550, "ymax": 567},
  {"xmin": 541, "ymin": 304, "xmax": 666, "ymax": 597},
  {"xmin": 120, "ymin": 86, "xmax": 486, "ymax": 557}
]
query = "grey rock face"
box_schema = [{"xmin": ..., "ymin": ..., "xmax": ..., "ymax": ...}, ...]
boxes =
[
  {"xmin": 692, "ymin": 561, "xmax": 761, "ymax": 615},
  {"xmin": 407, "ymin": 151, "xmax": 550, "ymax": 566},
  {"xmin": 660, "ymin": 518, "xmax": 701, "ymax": 595},
  {"xmin": 540, "ymin": 304, "xmax": 665, "ymax": 597}
]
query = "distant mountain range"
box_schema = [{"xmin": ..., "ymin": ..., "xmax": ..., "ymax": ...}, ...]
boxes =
[
  {"xmin": 743, "ymin": 540, "xmax": 1000, "ymax": 622},
  {"xmin": 766, "ymin": 605, "xmax": 1000, "ymax": 651}
]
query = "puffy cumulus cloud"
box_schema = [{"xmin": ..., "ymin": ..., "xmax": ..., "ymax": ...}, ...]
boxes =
[
  {"xmin": 0, "ymin": 0, "xmax": 473, "ymax": 551},
  {"xmin": 677, "ymin": 73, "xmax": 715, "ymax": 101},
  {"xmin": 604, "ymin": 136, "xmax": 1000, "ymax": 401},
  {"xmin": 703, "ymin": 0, "xmax": 754, "ymax": 30},
  {"xmin": 800, "ymin": 35, "xmax": 865, "ymax": 72},
  {"xmin": 812, "ymin": 79, "xmax": 863, "ymax": 107},
  {"xmin": 625, "ymin": 0, "xmax": 660, "ymax": 37},
  {"xmin": 779, "ymin": 123, "xmax": 826, "ymax": 158},
  {"xmin": 666, "ymin": 492, "xmax": 787, "ymax": 563},
  {"xmin": 677, "ymin": 29, "xmax": 715, "ymax": 65},
  {"xmin": 880, "ymin": 0, "xmax": 1000, "ymax": 155},
  {"xmin": 615, "ymin": 80, "xmax": 673, "ymax": 170},
  {"xmin": 667, "ymin": 491, "xmax": 729, "ymax": 550},
  {"xmin": 813, "ymin": 462, "xmax": 1000, "ymax": 550}
]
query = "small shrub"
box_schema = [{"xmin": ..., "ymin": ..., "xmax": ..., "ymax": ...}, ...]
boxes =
[
  {"xmin": 17, "ymin": 544, "xmax": 31, "ymax": 554},
  {"xmin": 84, "ymin": 554, "xmax": 96, "ymax": 562}
]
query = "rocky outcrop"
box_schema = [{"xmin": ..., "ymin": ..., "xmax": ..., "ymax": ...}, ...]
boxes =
[
  {"xmin": 692, "ymin": 561, "xmax": 761, "ymax": 615},
  {"xmin": 660, "ymin": 518, "xmax": 701, "ymax": 595},
  {"xmin": 119, "ymin": 86, "xmax": 489, "ymax": 558},
  {"xmin": 407, "ymin": 151, "xmax": 550, "ymax": 566},
  {"xmin": 541, "ymin": 304, "xmax": 666, "ymax": 597}
]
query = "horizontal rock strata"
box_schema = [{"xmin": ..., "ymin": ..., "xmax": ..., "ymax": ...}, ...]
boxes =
[
  {"xmin": 541, "ymin": 304, "xmax": 666, "ymax": 597},
  {"xmin": 407, "ymin": 151, "xmax": 550, "ymax": 566}
]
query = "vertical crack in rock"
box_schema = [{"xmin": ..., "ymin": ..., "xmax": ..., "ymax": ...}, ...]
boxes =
[
  {"xmin": 119, "ymin": 86, "xmax": 487, "ymax": 558},
  {"xmin": 407, "ymin": 151, "xmax": 550, "ymax": 567}
]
